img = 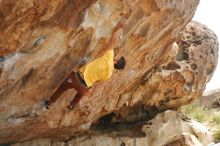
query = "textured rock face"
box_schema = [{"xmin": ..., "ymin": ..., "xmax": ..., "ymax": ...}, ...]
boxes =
[
  {"xmin": 135, "ymin": 21, "xmax": 219, "ymax": 110},
  {"xmin": 0, "ymin": 0, "xmax": 218, "ymax": 144},
  {"xmin": 11, "ymin": 111, "xmax": 213, "ymax": 146}
]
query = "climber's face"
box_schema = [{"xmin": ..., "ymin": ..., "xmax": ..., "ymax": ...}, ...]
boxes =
[{"xmin": 114, "ymin": 56, "xmax": 126, "ymax": 70}]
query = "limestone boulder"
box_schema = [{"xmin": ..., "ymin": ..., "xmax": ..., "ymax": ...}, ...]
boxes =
[
  {"xmin": 0, "ymin": 0, "xmax": 218, "ymax": 145},
  {"xmin": 11, "ymin": 111, "xmax": 213, "ymax": 146}
]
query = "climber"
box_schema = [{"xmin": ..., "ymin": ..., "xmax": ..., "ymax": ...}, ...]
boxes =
[{"xmin": 45, "ymin": 25, "xmax": 126, "ymax": 109}]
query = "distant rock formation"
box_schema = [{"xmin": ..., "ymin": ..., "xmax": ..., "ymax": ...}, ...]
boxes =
[
  {"xmin": 0, "ymin": 0, "xmax": 218, "ymax": 145},
  {"xmin": 200, "ymin": 89, "xmax": 220, "ymax": 109}
]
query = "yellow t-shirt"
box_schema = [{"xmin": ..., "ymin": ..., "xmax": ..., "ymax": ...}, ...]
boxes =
[{"xmin": 79, "ymin": 50, "xmax": 114, "ymax": 87}]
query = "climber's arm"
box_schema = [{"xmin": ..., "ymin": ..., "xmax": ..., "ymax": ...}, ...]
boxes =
[
  {"xmin": 85, "ymin": 25, "xmax": 123, "ymax": 60},
  {"xmin": 107, "ymin": 25, "xmax": 123, "ymax": 50},
  {"xmin": 75, "ymin": 25, "xmax": 123, "ymax": 71}
]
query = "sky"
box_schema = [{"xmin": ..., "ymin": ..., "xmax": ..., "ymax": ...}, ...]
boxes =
[{"xmin": 193, "ymin": 0, "xmax": 220, "ymax": 91}]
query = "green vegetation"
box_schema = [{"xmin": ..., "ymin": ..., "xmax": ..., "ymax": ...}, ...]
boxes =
[
  {"xmin": 182, "ymin": 100, "xmax": 220, "ymax": 142},
  {"xmin": 214, "ymin": 129, "xmax": 220, "ymax": 142},
  {"xmin": 212, "ymin": 113, "xmax": 220, "ymax": 124},
  {"xmin": 182, "ymin": 101, "xmax": 207, "ymax": 122}
]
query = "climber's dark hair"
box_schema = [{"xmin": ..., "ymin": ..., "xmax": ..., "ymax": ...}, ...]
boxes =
[{"xmin": 114, "ymin": 56, "xmax": 126, "ymax": 70}]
